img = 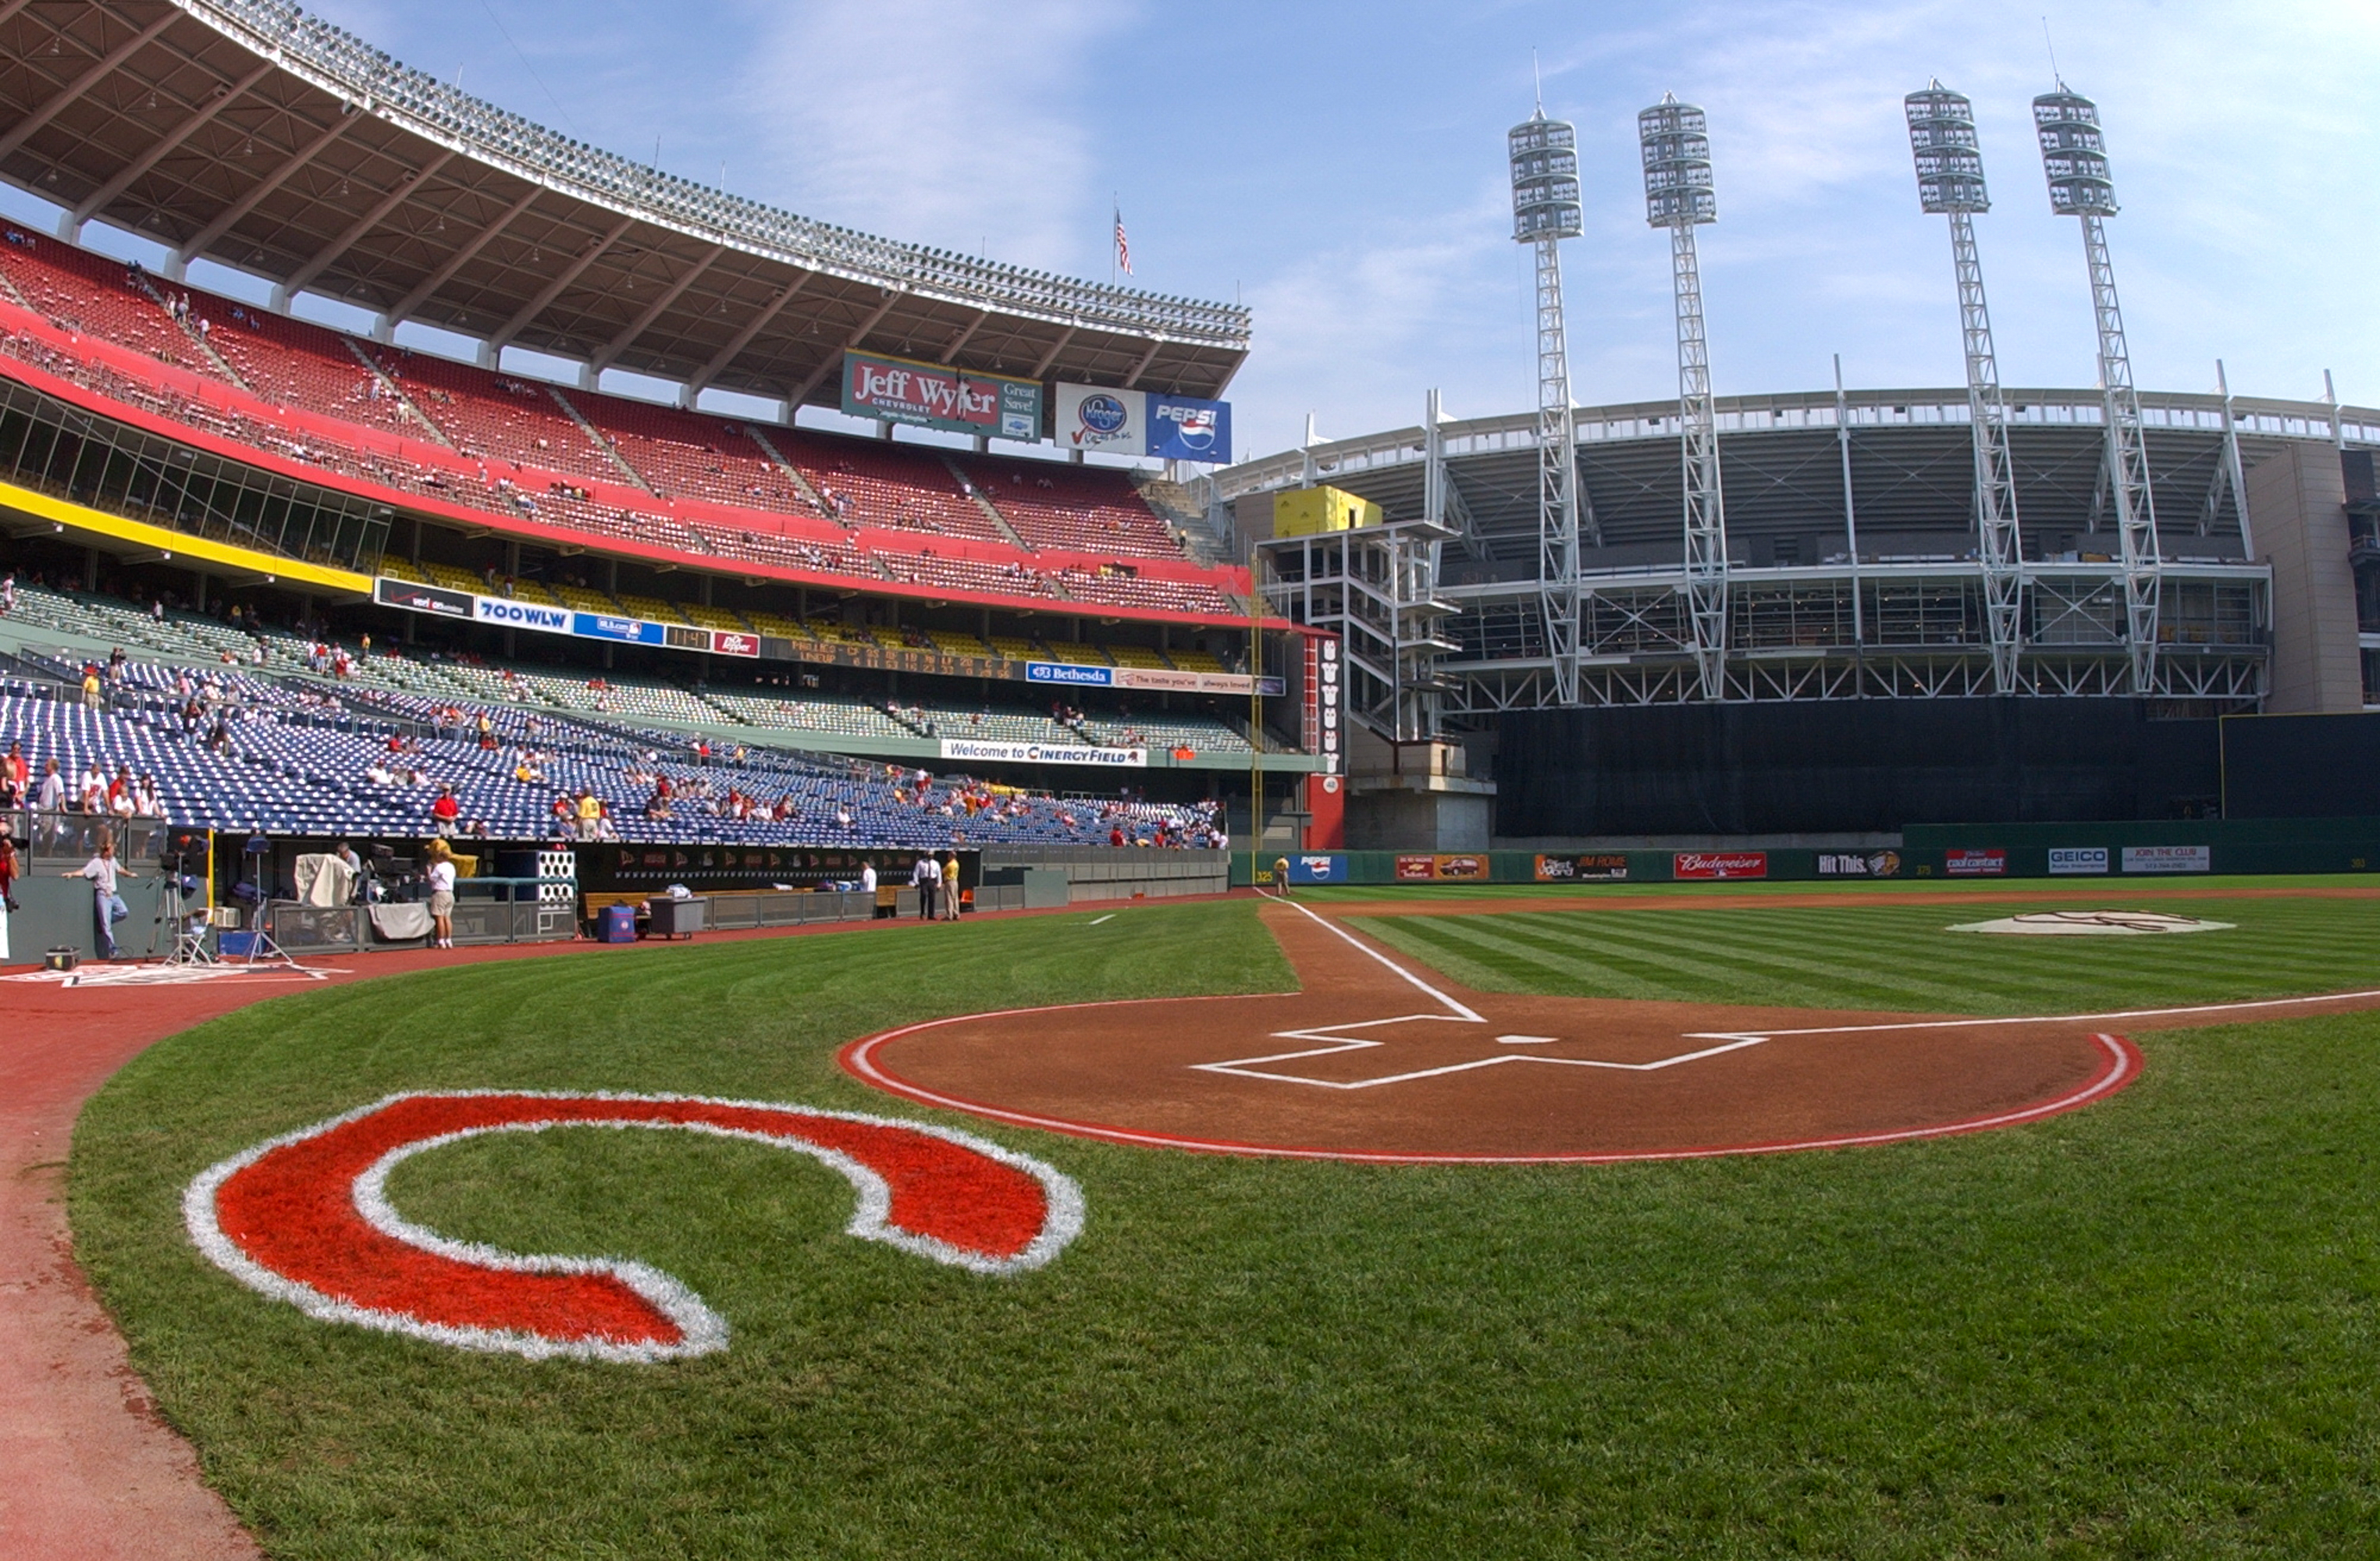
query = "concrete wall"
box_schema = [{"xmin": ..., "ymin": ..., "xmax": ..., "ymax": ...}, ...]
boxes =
[
  {"xmin": 1346, "ymin": 786, "xmax": 1492, "ymax": 851},
  {"xmin": 2250, "ymin": 441, "xmax": 2362, "ymax": 712}
]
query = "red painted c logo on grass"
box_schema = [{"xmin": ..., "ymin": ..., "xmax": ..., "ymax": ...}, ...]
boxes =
[{"xmin": 183, "ymin": 1092, "xmax": 1084, "ymax": 1363}]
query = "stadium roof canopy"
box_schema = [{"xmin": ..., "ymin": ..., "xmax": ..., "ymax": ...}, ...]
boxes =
[{"xmin": 0, "ymin": 0, "xmax": 1250, "ymax": 407}]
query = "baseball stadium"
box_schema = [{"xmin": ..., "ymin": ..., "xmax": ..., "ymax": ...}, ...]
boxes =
[{"xmin": 2, "ymin": 3, "xmax": 2380, "ymax": 1558}]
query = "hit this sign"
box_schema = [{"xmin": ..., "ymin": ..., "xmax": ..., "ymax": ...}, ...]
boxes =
[{"xmin": 841, "ymin": 351, "xmax": 1041, "ymax": 441}]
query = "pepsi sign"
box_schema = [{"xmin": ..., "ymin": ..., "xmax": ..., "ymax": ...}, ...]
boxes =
[{"xmin": 1147, "ymin": 393, "xmax": 1232, "ymax": 463}]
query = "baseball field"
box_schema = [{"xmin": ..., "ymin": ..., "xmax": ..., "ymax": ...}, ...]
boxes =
[{"xmin": 68, "ymin": 879, "xmax": 2380, "ymax": 1556}]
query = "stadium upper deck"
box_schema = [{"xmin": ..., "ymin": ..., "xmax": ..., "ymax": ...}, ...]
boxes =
[
  {"xmin": 0, "ymin": 0, "xmax": 1247, "ymax": 406},
  {"xmin": 0, "ymin": 222, "xmax": 1248, "ymax": 622}
]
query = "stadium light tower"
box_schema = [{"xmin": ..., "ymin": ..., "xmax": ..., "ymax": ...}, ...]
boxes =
[
  {"xmin": 1906, "ymin": 80, "xmax": 2023, "ymax": 695},
  {"xmin": 1640, "ymin": 94, "xmax": 1727, "ymax": 700},
  {"xmin": 1510, "ymin": 103, "xmax": 1584, "ymax": 704},
  {"xmin": 2036, "ymin": 84, "xmax": 2161, "ymax": 694}
]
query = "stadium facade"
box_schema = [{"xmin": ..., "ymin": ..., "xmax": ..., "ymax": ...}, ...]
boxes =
[
  {"xmin": 1201, "ymin": 84, "xmax": 2378, "ymax": 846},
  {"xmin": 0, "ymin": 0, "xmax": 1343, "ymax": 866}
]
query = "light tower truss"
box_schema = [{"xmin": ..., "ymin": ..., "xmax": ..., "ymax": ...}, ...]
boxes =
[
  {"xmin": 1907, "ymin": 82, "xmax": 2022, "ymax": 694},
  {"xmin": 1640, "ymin": 95, "xmax": 1727, "ymax": 699},
  {"xmin": 1510, "ymin": 108, "xmax": 1585, "ymax": 702},
  {"xmin": 2037, "ymin": 86, "xmax": 2161, "ymax": 694}
]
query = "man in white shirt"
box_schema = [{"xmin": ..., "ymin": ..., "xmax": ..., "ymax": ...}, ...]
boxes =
[
  {"xmin": 911, "ymin": 853, "xmax": 939, "ymax": 920},
  {"xmin": 62, "ymin": 836, "xmax": 134, "ymax": 960}
]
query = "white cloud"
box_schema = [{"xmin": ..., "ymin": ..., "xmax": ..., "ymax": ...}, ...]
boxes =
[{"xmin": 727, "ymin": 0, "xmax": 1132, "ymax": 270}]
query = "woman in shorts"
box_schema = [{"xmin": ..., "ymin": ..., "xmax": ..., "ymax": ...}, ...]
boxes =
[{"xmin": 425, "ymin": 839, "xmax": 457, "ymax": 949}]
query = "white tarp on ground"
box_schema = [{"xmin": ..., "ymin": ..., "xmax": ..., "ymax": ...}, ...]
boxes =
[{"xmin": 1947, "ymin": 910, "xmax": 2235, "ymax": 936}]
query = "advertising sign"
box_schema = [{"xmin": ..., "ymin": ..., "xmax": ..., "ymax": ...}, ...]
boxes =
[
  {"xmin": 2048, "ymin": 847, "xmax": 2110, "ymax": 876},
  {"xmin": 1286, "ymin": 854, "xmax": 1345, "ymax": 885},
  {"xmin": 474, "ymin": 596, "xmax": 573, "ymax": 635},
  {"xmin": 2122, "ymin": 844, "xmax": 2212, "ymax": 873},
  {"xmin": 937, "ymin": 738, "xmax": 1146, "ymax": 768},
  {"xmin": 1026, "ymin": 660, "xmax": 1117, "ymax": 688},
  {"xmin": 1535, "ymin": 854, "xmax": 1630, "ymax": 883},
  {"xmin": 1056, "ymin": 384, "xmax": 1234, "ymax": 463},
  {"xmin": 1396, "ymin": 853, "xmax": 1489, "ymax": 882},
  {"xmin": 1147, "ymin": 392, "xmax": 1233, "ymax": 463},
  {"xmin": 1056, "ymin": 383, "xmax": 1145, "ymax": 456},
  {"xmin": 571, "ymin": 611, "xmax": 667, "ymax": 646},
  {"xmin": 711, "ymin": 631, "xmax": 760, "ymax": 658},
  {"xmin": 1944, "ymin": 848, "xmax": 2008, "ymax": 877},
  {"xmin": 843, "ymin": 350, "xmax": 1041, "ymax": 440},
  {"xmin": 375, "ymin": 577, "xmax": 472, "ymax": 619},
  {"xmin": 1816, "ymin": 851, "xmax": 1902, "ymax": 877},
  {"xmin": 1674, "ymin": 852, "xmax": 1767, "ymax": 880}
]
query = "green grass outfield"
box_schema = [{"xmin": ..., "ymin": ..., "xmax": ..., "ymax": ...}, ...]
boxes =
[
  {"xmin": 71, "ymin": 892, "xmax": 2380, "ymax": 1559},
  {"xmin": 1289, "ymin": 870, "xmax": 2380, "ymax": 901}
]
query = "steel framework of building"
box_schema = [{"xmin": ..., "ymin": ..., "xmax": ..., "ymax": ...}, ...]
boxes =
[{"xmin": 1196, "ymin": 381, "xmax": 2358, "ymax": 718}]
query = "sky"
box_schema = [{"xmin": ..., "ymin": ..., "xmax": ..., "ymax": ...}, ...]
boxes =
[{"xmin": 16, "ymin": 0, "xmax": 2378, "ymax": 463}]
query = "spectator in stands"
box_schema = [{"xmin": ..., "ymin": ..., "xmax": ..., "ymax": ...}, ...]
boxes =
[
  {"xmin": 424, "ymin": 839, "xmax": 456, "ymax": 950},
  {"xmin": 3, "ymin": 741, "xmax": 23, "ymax": 795},
  {"xmin": 33, "ymin": 759, "xmax": 64, "ymax": 848},
  {"xmin": 80, "ymin": 665, "xmax": 101, "ymax": 711},
  {"xmin": 0, "ymin": 571, "xmax": 14, "ymax": 616},
  {"xmin": 430, "ymin": 784, "xmax": 461, "ymax": 837}
]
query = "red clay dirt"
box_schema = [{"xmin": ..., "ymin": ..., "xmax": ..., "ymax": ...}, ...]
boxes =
[{"xmin": 844, "ymin": 898, "xmax": 2380, "ymax": 1162}]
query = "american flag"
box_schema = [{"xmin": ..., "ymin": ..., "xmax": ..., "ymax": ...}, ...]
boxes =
[{"xmin": 1113, "ymin": 205, "xmax": 1133, "ymax": 276}]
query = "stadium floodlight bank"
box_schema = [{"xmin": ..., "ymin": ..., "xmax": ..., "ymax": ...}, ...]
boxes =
[
  {"xmin": 1639, "ymin": 94, "xmax": 1727, "ymax": 702},
  {"xmin": 1510, "ymin": 105, "xmax": 1583, "ymax": 703}
]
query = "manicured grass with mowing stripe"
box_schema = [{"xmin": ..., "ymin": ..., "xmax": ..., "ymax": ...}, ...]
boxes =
[
  {"xmin": 1292, "ymin": 873, "xmax": 2380, "ymax": 902},
  {"xmin": 1350, "ymin": 897, "xmax": 2380, "ymax": 1015},
  {"xmin": 70, "ymin": 897, "xmax": 2380, "ymax": 1558}
]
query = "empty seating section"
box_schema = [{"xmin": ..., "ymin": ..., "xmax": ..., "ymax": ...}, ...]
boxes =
[
  {"xmin": 572, "ymin": 398, "xmax": 816, "ymax": 517},
  {"xmin": 876, "ymin": 551, "xmax": 1059, "ymax": 599},
  {"xmin": 959, "ymin": 457, "xmax": 1181, "ymax": 557},
  {"xmin": 1058, "ymin": 569, "xmax": 1239, "ymax": 614},
  {"xmin": 684, "ymin": 524, "xmax": 877, "ymax": 578},
  {"xmin": 0, "ymin": 230, "xmax": 1246, "ymax": 620},
  {"xmin": 0, "ymin": 231, "xmax": 208, "ymax": 371},
  {"xmin": 183, "ymin": 298, "xmax": 417, "ymax": 433},
  {"xmin": 378, "ymin": 351, "xmax": 620, "ymax": 484},
  {"xmin": 701, "ymin": 691, "xmax": 916, "ymax": 741},
  {"xmin": 1077, "ymin": 713, "xmax": 1253, "ymax": 753},
  {"xmin": 784, "ymin": 432, "xmax": 1006, "ymax": 542}
]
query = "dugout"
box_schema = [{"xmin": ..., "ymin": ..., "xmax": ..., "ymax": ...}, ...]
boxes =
[{"xmin": 1493, "ymin": 699, "xmax": 2219, "ymax": 837}]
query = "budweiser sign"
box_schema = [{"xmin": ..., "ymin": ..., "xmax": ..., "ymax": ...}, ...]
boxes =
[{"xmin": 1673, "ymin": 852, "xmax": 1767, "ymax": 881}]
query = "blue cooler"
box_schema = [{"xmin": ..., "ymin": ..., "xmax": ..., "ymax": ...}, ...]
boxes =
[{"xmin": 599, "ymin": 904, "xmax": 638, "ymax": 943}]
